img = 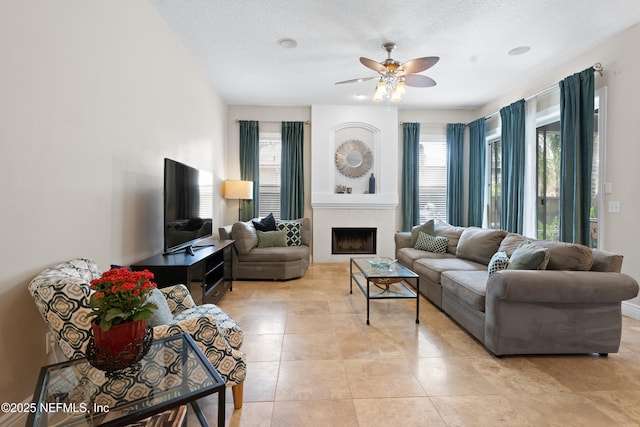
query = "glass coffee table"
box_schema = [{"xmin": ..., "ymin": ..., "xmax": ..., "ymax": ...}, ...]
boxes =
[
  {"xmin": 28, "ymin": 333, "xmax": 225, "ymax": 427},
  {"xmin": 350, "ymin": 257, "xmax": 419, "ymax": 325}
]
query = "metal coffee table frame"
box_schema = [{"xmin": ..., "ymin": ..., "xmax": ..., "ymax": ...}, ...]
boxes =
[
  {"xmin": 350, "ymin": 257, "xmax": 420, "ymax": 325},
  {"xmin": 28, "ymin": 333, "xmax": 225, "ymax": 427}
]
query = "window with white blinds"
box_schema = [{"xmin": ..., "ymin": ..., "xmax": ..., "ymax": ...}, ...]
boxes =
[
  {"xmin": 259, "ymin": 137, "xmax": 281, "ymax": 219},
  {"xmin": 418, "ymin": 137, "xmax": 447, "ymax": 223}
]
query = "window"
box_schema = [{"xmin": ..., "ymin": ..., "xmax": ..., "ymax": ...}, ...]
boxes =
[
  {"xmin": 258, "ymin": 135, "xmax": 281, "ymax": 219},
  {"xmin": 488, "ymin": 139, "xmax": 501, "ymax": 229},
  {"xmin": 418, "ymin": 137, "xmax": 447, "ymax": 223},
  {"xmin": 536, "ymin": 121, "xmax": 561, "ymax": 241}
]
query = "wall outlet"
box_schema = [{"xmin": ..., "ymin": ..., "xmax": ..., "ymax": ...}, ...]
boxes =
[{"xmin": 608, "ymin": 201, "xmax": 621, "ymax": 213}]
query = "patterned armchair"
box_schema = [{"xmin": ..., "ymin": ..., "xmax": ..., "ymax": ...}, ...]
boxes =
[{"xmin": 28, "ymin": 258, "xmax": 246, "ymax": 408}]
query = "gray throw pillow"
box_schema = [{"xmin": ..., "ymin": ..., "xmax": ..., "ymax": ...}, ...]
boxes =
[
  {"xmin": 507, "ymin": 242, "xmax": 550, "ymax": 270},
  {"xmin": 411, "ymin": 220, "xmax": 435, "ymax": 247},
  {"xmin": 147, "ymin": 288, "xmax": 173, "ymax": 327},
  {"xmin": 257, "ymin": 230, "xmax": 288, "ymax": 248}
]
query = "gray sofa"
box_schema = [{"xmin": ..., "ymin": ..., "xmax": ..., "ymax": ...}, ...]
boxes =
[
  {"xmin": 219, "ymin": 217, "xmax": 311, "ymax": 280},
  {"xmin": 395, "ymin": 221, "xmax": 639, "ymax": 356}
]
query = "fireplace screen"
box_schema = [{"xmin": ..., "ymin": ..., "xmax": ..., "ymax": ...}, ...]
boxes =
[{"xmin": 331, "ymin": 227, "xmax": 377, "ymax": 255}]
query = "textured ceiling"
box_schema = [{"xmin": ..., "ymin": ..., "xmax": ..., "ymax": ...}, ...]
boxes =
[{"xmin": 151, "ymin": 0, "xmax": 640, "ymax": 109}]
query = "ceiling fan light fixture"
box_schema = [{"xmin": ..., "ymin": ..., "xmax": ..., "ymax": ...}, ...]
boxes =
[
  {"xmin": 395, "ymin": 81, "xmax": 406, "ymax": 96},
  {"xmin": 372, "ymin": 89, "xmax": 384, "ymax": 102},
  {"xmin": 390, "ymin": 88, "xmax": 402, "ymax": 102},
  {"xmin": 375, "ymin": 80, "xmax": 387, "ymax": 96}
]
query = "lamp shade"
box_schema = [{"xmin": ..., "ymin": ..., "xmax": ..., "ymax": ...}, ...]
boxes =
[{"xmin": 224, "ymin": 180, "xmax": 254, "ymax": 200}]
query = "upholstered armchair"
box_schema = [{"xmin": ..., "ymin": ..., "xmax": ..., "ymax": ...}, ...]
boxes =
[{"xmin": 28, "ymin": 258, "xmax": 246, "ymax": 408}]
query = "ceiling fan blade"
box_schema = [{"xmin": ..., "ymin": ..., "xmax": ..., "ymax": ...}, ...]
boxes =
[
  {"xmin": 359, "ymin": 57, "xmax": 386, "ymax": 73},
  {"xmin": 404, "ymin": 74, "xmax": 437, "ymax": 87},
  {"xmin": 334, "ymin": 76, "xmax": 377, "ymax": 85},
  {"xmin": 399, "ymin": 56, "xmax": 440, "ymax": 75}
]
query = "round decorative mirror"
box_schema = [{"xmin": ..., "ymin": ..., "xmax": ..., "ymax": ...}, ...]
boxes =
[{"xmin": 335, "ymin": 139, "xmax": 373, "ymax": 178}]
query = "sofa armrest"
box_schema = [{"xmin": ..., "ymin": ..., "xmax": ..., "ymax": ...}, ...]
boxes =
[
  {"xmin": 394, "ymin": 232, "xmax": 411, "ymax": 258},
  {"xmin": 487, "ymin": 270, "xmax": 639, "ymax": 304},
  {"xmin": 395, "ymin": 232, "xmax": 411, "ymax": 249},
  {"xmin": 159, "ymin": 284, "xmax": 196, "ymax": 315}
]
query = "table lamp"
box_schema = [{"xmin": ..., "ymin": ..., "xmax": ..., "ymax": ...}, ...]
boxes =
[{"xmin": 224, "ymin": 180, "xmax": 254, "ymax": 220}]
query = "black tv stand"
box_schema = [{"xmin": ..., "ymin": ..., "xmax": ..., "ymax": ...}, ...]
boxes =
[
  {"xmin": 185, "ymin": 245, "xmax": 195, "ymax": 256},
  {"xmin": 132, "ymin": 240, "xmax": 233, "ymax": 304}
]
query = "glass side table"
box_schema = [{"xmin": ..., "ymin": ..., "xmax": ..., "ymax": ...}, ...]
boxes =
[{"xmin": 27, "ymin": 333, "xmax": 225, "ymax": 427}]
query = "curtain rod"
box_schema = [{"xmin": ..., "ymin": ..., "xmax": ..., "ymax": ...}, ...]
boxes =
[
  {"xmin": 484, "ymin": 62, "xmax": 603, "ymax": 120},
  {"xmin": 235, "ymin": 119, "xmax": 311, "ymax": 124}
]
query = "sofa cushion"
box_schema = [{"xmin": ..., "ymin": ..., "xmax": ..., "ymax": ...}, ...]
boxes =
[
  {"xmin": 414, "ymin": 232, "xmax": 448, "ymax": 254},
  {"xmin": 231, "ymin": 221, "xmax": 258, "ymax": 255},
  {"xmin": 434, "ymin": 221, "xmax": 466, "ymax": 254},
  {"xmin": 257, "ymin": 230, "xmax": 288, "ymax": 248},
  {"xmin": 276, "ymin": 220, "xmax": 302, "ymax": 246},
  {"xmin": 488, "ymin": 251, "xmax": 509, "ymax": 276},
  {"xmin": 591, "ymin": 249, "xmax": 623, "ymax": 273},
  {"xmin": 441, "ymin": 270, "xmax": 489, "ymax": 312},
  {"xmin": 456, "ymin": 228, "xmax": 507, "ymax": 265},
  {"xmin": 397, "ymin": 247, "xmax": 455, "ymax": 269},
  {"xmin": 236, "ymin": 245, "xmax": 309, "ymax": 262},
  {"xmin": 534, "ymin": 241, "xmax": 594, "ymax": 271},
  {"xmin": 413, "ymin": 257, "xmax": 486, "ymax": 284},
  {"xmin": 253, "ymin": 212, "xmax": 277, "ymax": 231},
  {"xmin": 507, "ymin": 242, "xmax": 549, "ymax": 270},
  {"xmin": 410, "ymin": 220, "xmax": 435, "ymax": 247},
  {"xmin": 498, "ymin": 233, "xmax": 527, "ymax": 257}
]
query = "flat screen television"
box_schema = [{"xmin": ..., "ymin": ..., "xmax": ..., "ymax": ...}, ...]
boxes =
[{"xmin": 163, "ymin": 158, "xmax": 213, "ymax": 255}]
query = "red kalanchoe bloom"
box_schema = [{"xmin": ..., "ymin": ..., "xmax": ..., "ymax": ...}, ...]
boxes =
[{"xmin": 88, "ymin": 267, "xmax": 159, "ymax": 331}]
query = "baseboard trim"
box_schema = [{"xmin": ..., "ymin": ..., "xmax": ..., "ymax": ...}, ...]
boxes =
[{"xmin": 622, "ymin": 301, "xmax": 640, "ymax": 320}]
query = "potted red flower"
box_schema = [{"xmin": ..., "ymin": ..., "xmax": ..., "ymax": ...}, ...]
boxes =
[{"xmin": 87, "ymin": 268, "xmax": 158, "ymax": 361}]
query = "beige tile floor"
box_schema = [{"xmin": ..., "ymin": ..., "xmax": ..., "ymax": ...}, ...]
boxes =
[{"xmin": 189, "ymin": 262, "xmax": 640, "ymax": 427}]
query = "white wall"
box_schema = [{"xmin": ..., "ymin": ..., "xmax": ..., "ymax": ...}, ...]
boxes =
[
  {"xmin": 473, "ymin": 24, "xmax": 640, "ymax": 312},
  {"xmin": 0, "ymin": 0, "xmax": 227, "ymax": 404}
]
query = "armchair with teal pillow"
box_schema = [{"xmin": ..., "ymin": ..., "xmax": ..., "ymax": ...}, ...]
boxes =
[{"xmin": 28, "ymin": 258, "xmax": 246, "ymax": 408}]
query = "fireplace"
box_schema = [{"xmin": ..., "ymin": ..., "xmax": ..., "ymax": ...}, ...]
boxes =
[{"xmin": 331, "ymin": 227, "xmax": 377, "ymax": 255}]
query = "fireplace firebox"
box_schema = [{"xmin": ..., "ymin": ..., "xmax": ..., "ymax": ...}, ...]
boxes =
[{"xmin": 331, "ymin": 227, "xmax": 377, "ymax": 255}]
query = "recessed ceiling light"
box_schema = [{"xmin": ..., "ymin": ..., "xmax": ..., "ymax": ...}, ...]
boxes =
[
  {"xmin": 508, "ymin": 46, "xmax": 531, "ymax": 56},
  {"xmin": 277, "ymin": 38, "xmax": 297, "ymax": 49}
]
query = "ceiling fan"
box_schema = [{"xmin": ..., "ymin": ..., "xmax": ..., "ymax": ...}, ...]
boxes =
[{"xmin": 336, "ymin": 42, "xmax": 439, "ymax": 102}]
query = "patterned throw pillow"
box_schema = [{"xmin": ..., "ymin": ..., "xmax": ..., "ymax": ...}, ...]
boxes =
[
  {"xmin": 414, "ymin": 231, "xmax": 448, "ymax": 254},
  {"xmin": 276, "ymin": 220, "xmax": 302, "ymax": 246},
  {"xmin": 488, "ymin": 251, "xmax": 510, "ymax": 276}
]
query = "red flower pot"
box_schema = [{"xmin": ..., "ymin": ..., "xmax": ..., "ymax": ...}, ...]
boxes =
[{"xmin": 91, "ymin": 319, "xmax": 148, "ymax": 365}]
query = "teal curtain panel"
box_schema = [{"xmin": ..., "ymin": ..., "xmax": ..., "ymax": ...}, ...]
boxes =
[
  {"xmin": 280, "ymin": 121, "xmax": 305, "ymax": 220},
  {"xmin": 239, "ymin": 120, "xmax": 260, "ymax": 221},
  {"xmin": 446, "ymin": 123, "xmax": 465, "ymax": 226},
  {"xmin": 468, "ymin": 118, "xmax": 486, "ymax": 227},
  {"xmin": 499, "ymin": 99, "xmax": 526, "ymax": 234},
  {"xmin": 401, "ymin": 122, "xmax": 421, "ymax": 231},
  {"xmin": 559, "ymin": 67, "xmax": 595, "ymax": 244}
]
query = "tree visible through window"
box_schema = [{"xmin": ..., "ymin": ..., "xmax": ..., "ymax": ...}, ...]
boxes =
[
  {"xmin": 488, "ymin": 139, "xmax": 501, "ymax": 229},
  {"xmin": 536, "ymin": 121, "xmax": 561, "ymax": 241}
]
